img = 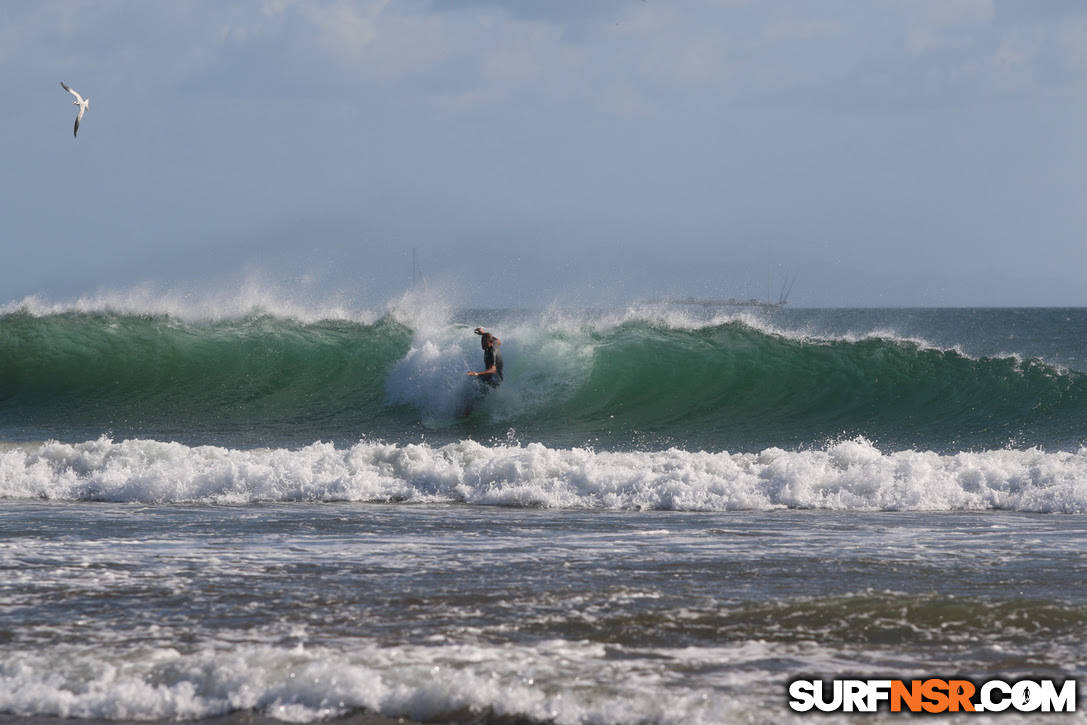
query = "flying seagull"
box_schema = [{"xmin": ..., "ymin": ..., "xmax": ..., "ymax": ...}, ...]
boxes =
[{"xmin": 60, "ymin": 82, "xmax": 90, "ymax": 138}]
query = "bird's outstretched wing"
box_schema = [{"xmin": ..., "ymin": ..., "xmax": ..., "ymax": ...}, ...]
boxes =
[
  {"xmin": 60, "ymin": 81, "xmax": 85, "ymax": 104},
  {"xmin": 74, "ymin": 115, "xmax": 80, "ymax": 138}
]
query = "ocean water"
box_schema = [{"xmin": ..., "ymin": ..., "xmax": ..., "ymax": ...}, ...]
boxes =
[{"xmin": 1, "ymin": 295, "xmax": 1085, "ymax": 723}]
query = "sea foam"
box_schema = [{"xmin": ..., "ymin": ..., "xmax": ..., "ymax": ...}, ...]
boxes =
[
  {"xmin": 2, "ymin": 437, "xmax": 1085, "ymax": 512},
  {"xmin": 0, "ymin": 639, "xmax": 780, "ymax": 725}
]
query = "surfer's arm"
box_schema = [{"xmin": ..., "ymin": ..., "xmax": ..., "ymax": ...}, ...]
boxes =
[
  {"xmin": 474, "ymin": 328, "xmax": 501, "ymax": 343},
  {"xmin": 468, "ymin": 362, "xmax": 498, "ymax": 377},
  {"xmin": 468, "ymin": 344, "xmax": 500, "ymax": 377}
]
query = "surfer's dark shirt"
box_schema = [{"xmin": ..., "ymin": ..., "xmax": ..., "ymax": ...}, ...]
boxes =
[{"xmin": 479, "ymin": 346, "xmax": 503, "ymax": 387}]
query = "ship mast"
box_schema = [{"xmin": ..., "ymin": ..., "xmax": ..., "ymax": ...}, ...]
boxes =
[{"xmin": 412, "ymin": 248, "xmax": 424, "ymax": 288}]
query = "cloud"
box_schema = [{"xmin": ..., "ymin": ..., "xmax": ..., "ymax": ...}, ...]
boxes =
[
  {"xmin": 297, "ymin": 0, "xmax": 388, "ymax": 64},
  {"xmin": 16, "ymin": 0, "xmax": 1086, "ymax": 120}
]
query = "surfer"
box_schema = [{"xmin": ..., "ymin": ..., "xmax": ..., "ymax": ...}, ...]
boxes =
[{"xmin": 467, "ymin": 327, "xmax": 503, "ymax": 388}]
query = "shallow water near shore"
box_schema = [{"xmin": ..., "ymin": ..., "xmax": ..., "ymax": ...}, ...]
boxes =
[{"xmin": 2, "ymin": 502, "xmax": 1085, "ymax": 723}]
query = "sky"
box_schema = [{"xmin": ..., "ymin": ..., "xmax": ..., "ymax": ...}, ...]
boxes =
[{"xmin": 3, "ymin": 0, "xmax": 1087, "ymax": 308}]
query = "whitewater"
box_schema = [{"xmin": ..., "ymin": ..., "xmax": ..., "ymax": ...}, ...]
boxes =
[
  {"xmin": 3, "ymin": 437, "xmax": 1086, "ymax": 513},
  {"xmin": 2, "ymin": 291, "xmax": 1086, "ymax": 724}
]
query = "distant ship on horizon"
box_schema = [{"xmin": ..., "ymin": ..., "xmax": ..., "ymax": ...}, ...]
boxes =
[{"xmin": 648, "ymin": 275, "xmax": 797, "ymax": 310}]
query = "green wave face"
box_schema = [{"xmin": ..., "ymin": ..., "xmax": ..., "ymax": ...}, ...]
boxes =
[
  {"xmin": 535, "ymin": 321, "xmax": 1087, "ymax": 450},
  {"xmin": 0, "ymin": 311, "xmax": 414, "ymax": 444},
  {"xmin": 1, "ymin": 312, "xmax": 1084, "ymax": 451}
]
